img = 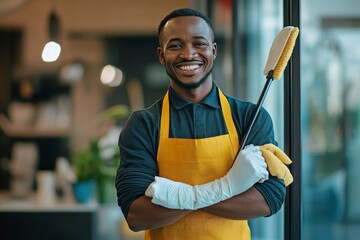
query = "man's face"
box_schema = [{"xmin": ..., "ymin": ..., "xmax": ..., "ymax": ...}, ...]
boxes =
[{"xmin": 158, "ymin": 16, "xmax": 217, "ymax": 89}]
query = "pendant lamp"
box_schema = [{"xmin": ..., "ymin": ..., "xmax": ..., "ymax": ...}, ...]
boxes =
[{"xmin": 41, "ymin": 11, "xmax": 61, "ymax": 62}]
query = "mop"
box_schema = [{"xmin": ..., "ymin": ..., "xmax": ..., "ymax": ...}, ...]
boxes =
[{"xmin": 234, "ymin": 26, "xmax": 299, "ymax": 173}]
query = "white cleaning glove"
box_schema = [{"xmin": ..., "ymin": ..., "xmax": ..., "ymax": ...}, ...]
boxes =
[{"xmin": 145, "ymin": 145, "xmax": 268, "ymax": 210}]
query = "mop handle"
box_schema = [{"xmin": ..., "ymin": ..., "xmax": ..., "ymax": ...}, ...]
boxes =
[
  {"xmin": 239, "ymin": 75, "xmax": 274, "ymax": 150},
  {"xmin": 232, "ymin": 72, "xmax": 274, "ymax": 167}
]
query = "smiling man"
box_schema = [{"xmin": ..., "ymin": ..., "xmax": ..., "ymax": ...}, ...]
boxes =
[
  {"xmin": 116, "ymin": 8, "xmax": 288, "ymax": 240},
  {"xmin": 158, "ymin": 14, "xmax": 215, "ymax": 98}
]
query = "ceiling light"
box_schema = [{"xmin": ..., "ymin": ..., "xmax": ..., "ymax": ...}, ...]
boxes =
[
  {"xmin": 41, "ymin": 11, "xmax": 61, "ymax": 62},
  {"xmin": 100, "ymin": 64, "xmax": 124, "ymax": 87}
]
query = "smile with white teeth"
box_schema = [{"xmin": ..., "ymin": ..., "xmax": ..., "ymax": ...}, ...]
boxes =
[{"xmin": 178, "ymin": 64, "xmax": 200, "ymax": 71}]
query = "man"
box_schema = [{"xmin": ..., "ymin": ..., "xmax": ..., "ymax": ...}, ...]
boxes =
[{"xmin": 116, "ymin": 8, "xmax": 291, "ymax": 240}]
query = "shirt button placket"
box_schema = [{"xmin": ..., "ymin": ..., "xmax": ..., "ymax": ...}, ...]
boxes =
[{"xmin": 195, "ymin": 104, "xmax": 204, "ymax": 138}]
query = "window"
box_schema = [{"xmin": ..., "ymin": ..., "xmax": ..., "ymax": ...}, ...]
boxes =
[
  {"xmin": 212, "ymin": 1, "xmax": 285, "ymax": 239},
  {"xmin": 301, "ymin": 0, "xmax": 360, "ymax": 239}
]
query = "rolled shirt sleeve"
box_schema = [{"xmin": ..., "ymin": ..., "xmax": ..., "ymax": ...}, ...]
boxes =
[{"xmin": 116, "ymin": 108, "xmax": 160, "ymax": 218}]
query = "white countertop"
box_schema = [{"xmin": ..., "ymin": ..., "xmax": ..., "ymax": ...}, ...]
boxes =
[{"xmin": 0, "ymin": 192, "xmax": 98, "ymax": 212}]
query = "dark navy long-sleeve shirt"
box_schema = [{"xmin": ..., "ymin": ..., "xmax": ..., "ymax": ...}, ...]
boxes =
[{"xmin": 116, "ymin": 83, "xmax": 285, "ymax": 218}]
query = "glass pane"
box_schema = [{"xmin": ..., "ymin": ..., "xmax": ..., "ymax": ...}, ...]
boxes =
[
  {"xmin": 245, "ymin": 1, "xmax": 284, "ymax": 240},
  {"xmin": 301, "ymin": 0, "xmax": 360, "ymax": 239},
  {"xmin": 212, "ymin": 0, "xmax": 284, "ymax": 239}
]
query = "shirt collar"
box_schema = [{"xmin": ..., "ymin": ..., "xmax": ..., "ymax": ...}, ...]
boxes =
[{"xmin": 168, "ymin": 83, "xmax": 220, "ymax": 110}]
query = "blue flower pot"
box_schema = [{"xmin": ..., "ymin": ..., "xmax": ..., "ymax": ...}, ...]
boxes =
[{"xmin": 72, "ymin": 180, "xmax": 96, "ymax": 204}]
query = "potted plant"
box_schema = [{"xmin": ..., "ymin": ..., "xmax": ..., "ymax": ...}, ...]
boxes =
[
  {"xmin": 96, "ymin": 128, "xmax": 121, "ymax": 204},
  {"xmin": 95, "ymin": 104, "xmax": 128, "ymax": 204},
  {"xmin": 72, "ymin": 104, "xmax": 129, "ymax": 204},
  {"xmin": 72, "ymin": 139, "xmax": 102, "ymax": 203}
]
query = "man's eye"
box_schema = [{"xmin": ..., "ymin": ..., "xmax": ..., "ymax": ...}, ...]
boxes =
[
  {"xmin": 195, "ymin": 42, "xmax": 207, "ymax": 47},
  {"xmin": 168, "ymin": 44, "xmax": 181, "ymax": 49}
]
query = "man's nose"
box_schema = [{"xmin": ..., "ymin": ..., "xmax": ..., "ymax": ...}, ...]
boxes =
[{"xmin": 180, "ymin": 45, "xmax": 198, "ymax": 59}]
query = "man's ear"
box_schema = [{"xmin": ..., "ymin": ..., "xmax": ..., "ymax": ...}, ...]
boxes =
[
  {"xmin": 157, "ymin": 47, "xmax": 165, "ymax": 64},
  {"xmin": 213, "ymin": 42, "xmax": 217, "ymax": 60}
]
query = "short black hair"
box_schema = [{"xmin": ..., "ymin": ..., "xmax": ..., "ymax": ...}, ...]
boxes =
[{"xmin": 158, "ymin": 8, "xmax": 215, "ymax": 43}]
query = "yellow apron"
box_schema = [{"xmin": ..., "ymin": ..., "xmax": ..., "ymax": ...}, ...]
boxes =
[{"xmin": 145, "ymin": 88, "xmax": 250, "ymax": 240}]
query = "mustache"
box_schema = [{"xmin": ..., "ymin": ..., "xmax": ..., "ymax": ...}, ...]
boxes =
[{"xmin": 175, "ymin": 58, "xmax": 203, "ymax": 64}]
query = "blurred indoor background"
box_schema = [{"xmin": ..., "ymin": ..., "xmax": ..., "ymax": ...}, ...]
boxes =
[{"xmin": 0, "ymin": 0, "xmax": 359, "ymax": 239}]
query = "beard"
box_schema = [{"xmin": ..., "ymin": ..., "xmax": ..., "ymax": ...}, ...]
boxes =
[{"xmin": 165, "ymin": 65, "xmax": 214, "ymax": 90}]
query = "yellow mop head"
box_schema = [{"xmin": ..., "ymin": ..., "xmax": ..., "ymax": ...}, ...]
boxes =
[{"xmin": 263, "ymin": 26, "xmax": 299, "ymax": 80}]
